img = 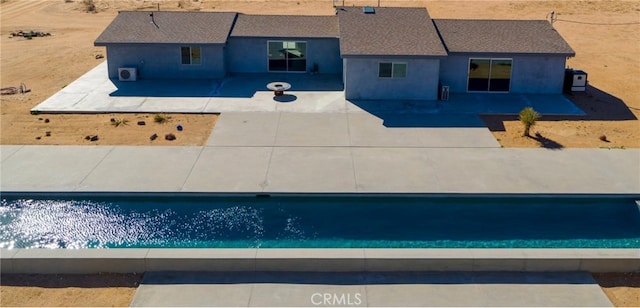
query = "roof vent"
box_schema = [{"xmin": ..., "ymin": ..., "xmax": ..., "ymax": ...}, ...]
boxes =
[{"xmin": 363, "ymin": 6, "xmax": 375, "ymax": 14}]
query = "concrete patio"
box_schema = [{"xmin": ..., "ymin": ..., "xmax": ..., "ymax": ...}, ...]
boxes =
[
  {"xmin": 32, "ymin": 62, "xmax": 585, "ymax": 116},
  {"xmin": 2, "ymin": 66, "xmax": 638, "ymax": 193},
  {"xmin": 130, "ymin": 271, "xmax": 613, "ymax": 307}
]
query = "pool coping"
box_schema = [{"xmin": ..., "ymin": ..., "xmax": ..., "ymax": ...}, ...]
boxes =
[
  {"xmin": 3, "ymin": 191, "xmax": 640, "ymax": 199},
  {"xmin": 2, "ymin": 248, "xmax": 639, "ymax": 274}
]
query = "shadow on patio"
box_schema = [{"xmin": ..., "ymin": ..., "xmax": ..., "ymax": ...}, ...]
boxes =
[
  {"xmin": 109, "ymin": 79, "xmax": 219, "ymax": 97},
  {"xmin": 215, "ymin": 73, "xmax": 343, "ymax": 97},
  {"xmin": 348, "ymin": 100, "xmax": 491, "ymax": 128},
  {"xmin": 481, "ymin": 84, "xmax": 637, "ymax": 131},
  {"xmin": 348, "ymin": 91, "xmax": 590, "ymax": 128},
  {"xmin": 109, "ymin": 73, "xmax": 344, "ymax": 98}
]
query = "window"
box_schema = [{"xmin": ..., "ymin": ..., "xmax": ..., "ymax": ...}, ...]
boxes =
[
  {"xmin": 268, "ymin": 41, "xmax": 307, "ymax": 72},
  {"xmin": 181, "ymin": 46, "xmax": 201, "ymax": 65},
  {"xmin": 467, "ymin": 58, "xmax": 511, "ymax": 92},
  {"xmin": 378, "ymin": 62, "xmax": 407, "ymax": 78}
]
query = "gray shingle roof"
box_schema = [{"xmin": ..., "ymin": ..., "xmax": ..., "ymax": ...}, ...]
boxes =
[
  {"xmin": 95, "ymin": 11, "xmax": 237, "ymax": 45},
  {"xmin": 433, "ymin": 19, "xmax": 575, "ymax": 55},
  {"xmin": 230, "ymin": 14, "xmax": 338, "ymax": 38},
  {"xmin": 337, "ymin": 7, "xmax": 447, "ymax": 56}
]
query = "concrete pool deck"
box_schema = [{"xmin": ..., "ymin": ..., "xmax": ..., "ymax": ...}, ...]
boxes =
[
  {"xmin": 1, "ymin": 144, "xmax": 638, "ymax": 193},
  {"xmin": 129, "ymin": 271, "xmax": 614, "ymax": 307}
]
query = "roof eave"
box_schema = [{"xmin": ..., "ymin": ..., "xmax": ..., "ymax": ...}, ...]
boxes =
[
  {"xmin": 93, "ymin": 41, "xmax": 228, "ymax": 45},
  {"xmin": 341, "ymin": 53, "xmax": 448, "ymax": 57},
  {"xmin": 229, "ymin": 35, "xmax": 339, "ymax": 39},
  {"xmin": 446, "ymin": 51, "xmax": 576, "ymax": 57}
]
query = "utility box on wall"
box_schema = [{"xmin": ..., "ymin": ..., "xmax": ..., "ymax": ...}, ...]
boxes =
[{"xmin": 564, "ymin": 69, "xmax": 587, "ymax": 92}]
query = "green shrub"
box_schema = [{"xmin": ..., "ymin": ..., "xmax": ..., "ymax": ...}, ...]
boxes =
[
  {"xmin": 519, "ymin": 107, "xmax": 541, "ymax": 137},
  {"xmin": 154, "ymin": 114, "xmax": 168, "ymax": 124},
  {"xmin": 83, "ymin": 0, "xmax": 96, "ymax": 12}
]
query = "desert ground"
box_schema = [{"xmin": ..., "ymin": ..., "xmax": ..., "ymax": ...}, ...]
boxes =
[
  {"xmin": 1, "ymin": 273, "xmax": 141, "ymax": 307},
  {"xmin": 1, "ymin": 0, "xmax": 639, "ymax": 147},
  {"xmin": 1, "ymin": 0, "xmax": 639, "ymax": 306}
]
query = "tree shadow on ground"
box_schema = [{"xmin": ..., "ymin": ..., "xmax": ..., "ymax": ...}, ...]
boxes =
[
  {"xmin": 564, "ymin": 85, "xmax": 638, "ymax": 121},
  {"xmin": 530, "ymin": 132, "xmax": 564, "ymax": 149},
  {"xmin": 480, "ymin": 84, "xmax": 638, "ymax": 132}
]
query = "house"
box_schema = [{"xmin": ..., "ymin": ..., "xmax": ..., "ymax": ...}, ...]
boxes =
[
  {"xmin": 227, "ymin": 14, "xmax": 342, "ymax": 75},
  {"xmin": 94, "ymin": 6, "xmax": 575, "ymax": 100},
  {"xmin": 337, "ymin": 7, "xmax": 447, "ymax": 100},
  {"xmin": 434, "ymin": 19, "xmax": 575, "ymax": 94},
  {"xmin": 94, "ymin": 11, "xmax": 236, "ymax": 79}
]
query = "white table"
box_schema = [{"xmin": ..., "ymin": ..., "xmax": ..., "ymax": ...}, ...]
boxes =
[{"xmin": 266, "ymin": 82, "xmax": 291, "ymax": 96}]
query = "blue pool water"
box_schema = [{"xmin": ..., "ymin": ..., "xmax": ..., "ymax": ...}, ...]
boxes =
[{"xmin": 1, "ymin": 195, "xmax": 639, "ymax": 249}]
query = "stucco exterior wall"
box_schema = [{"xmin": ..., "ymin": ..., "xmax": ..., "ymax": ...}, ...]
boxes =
[
  {"xmin": 226, "ymin": 37, "xmax": 342, "ymax": 74},
  {"xmin": 105, "ymin": 44, "xmax": 226, "ymax": 79},
  {"xmin": 510, "ymin": 55, "xmax": 567, "ymax": 94},
  {"xmin": 343, "ymin": 57, "xmax": 440, "ymax": 100},
  {"xmin": 439, "ymin": 54, "xmax": 568, "ymax": 94},
  {"xmin": 438, "ymin": 55, "xmax": 469, "ymax": 93}
]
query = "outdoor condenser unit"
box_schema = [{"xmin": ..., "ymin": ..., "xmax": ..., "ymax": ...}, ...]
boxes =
[{"xmin": 564, "ymin": 69, "xmax": 587, "ymax": 92}]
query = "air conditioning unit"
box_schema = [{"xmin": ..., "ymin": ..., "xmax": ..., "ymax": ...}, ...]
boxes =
[
  {"xmin": 118, "ymin": 68, "xmax": 137, "ymax": 81},
  {"xmin": 564, "ymin": 69, "xmax": 587, "ymax": 92}
]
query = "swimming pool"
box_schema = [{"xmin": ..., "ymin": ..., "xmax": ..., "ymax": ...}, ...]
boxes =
[{"xmin": 1, "ymin": 195, "xmax": 639, "ymax": 249}]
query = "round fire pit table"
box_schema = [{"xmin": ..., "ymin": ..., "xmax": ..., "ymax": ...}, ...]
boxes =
[{"xmin": 266, "ymin": 82, "xmax": 291, "ymax": 96}]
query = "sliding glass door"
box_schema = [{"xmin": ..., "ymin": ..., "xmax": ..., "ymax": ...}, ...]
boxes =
[
  {"xmin": 268, "ymin": 41, "xmax": 307, "ymax": 72},
  {"xmin": 468, "ymin": 59, "xmax": 490, "ymax": 91},
  {"xmin": 467, "ymin": 58, "xmax": 512, "ymax": 92}
]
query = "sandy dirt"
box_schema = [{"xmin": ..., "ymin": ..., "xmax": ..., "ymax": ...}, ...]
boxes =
[
  {"xmin": 1, "ymin": 0, "xmax": 639, "ymax": 147},
  {"xmin": 593, "ymin": 272, "xmax": 640, "ymax": 307},
  {"xmin": 0, "ymin": 0, "xmax": 218, "ymax": 145},
  {"xmin": 1, "ymin": 273, "xmax": 142, "ymax": 307},
  {"xmin": 3, "ymin": 112, "xmax": 218, "ymax": 145},
  {"xmin": 1, "ymin": 0, "xmax": 638, "ymax": 306}
]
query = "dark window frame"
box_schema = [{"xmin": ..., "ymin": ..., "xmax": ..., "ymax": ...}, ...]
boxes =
[
  {"xmin": 378, "ymin": 62, "xmax": 407, "ymax": 78},
  {"xmin": 181, "ymin": 46, "xmax": 202, "ymax": 65},
  {"xmin": 467, "ymin": 58, "xmax": 512, "ymax": 92},
  {"xmin": 267, "ymin": 40, "xmax": 307, "ymax": 72}
]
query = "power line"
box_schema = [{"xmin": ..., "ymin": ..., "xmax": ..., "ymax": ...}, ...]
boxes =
[
  {"xmin": 554, "ymin": 18, "xmax": 640, "ymax": 26},
  {"xmin": 547, "ymin": 11, "xmax": 640, "ymax": 26}
]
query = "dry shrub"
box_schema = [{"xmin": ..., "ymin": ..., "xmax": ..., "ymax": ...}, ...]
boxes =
[{"xmin": 83, "ymin": 0, "xmax": 96, "ymax": 12}]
